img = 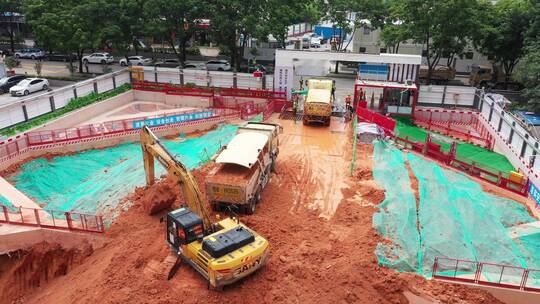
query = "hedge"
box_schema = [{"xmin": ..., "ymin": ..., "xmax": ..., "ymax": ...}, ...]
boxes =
[{"xmin": 0, "ymin": 83, "xmax": 131, "ymax": 137}]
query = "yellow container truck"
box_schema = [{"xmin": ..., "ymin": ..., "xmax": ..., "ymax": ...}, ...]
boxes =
[{"xmin": 303, "ymin": 79, "xmax": 334, "ymax": 126}]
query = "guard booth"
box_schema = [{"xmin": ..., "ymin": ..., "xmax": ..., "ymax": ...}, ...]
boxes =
[{"xmin": 273, "ymin": 50, "xmax": 421, "ymax": 117}]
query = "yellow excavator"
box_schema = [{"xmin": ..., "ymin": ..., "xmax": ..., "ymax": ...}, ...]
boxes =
[{"xmin": 140, "ymin": 125, "xmax": 270, "ymax": 289}]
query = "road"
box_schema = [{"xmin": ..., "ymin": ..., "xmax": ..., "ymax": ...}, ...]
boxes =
[{"xmin": 12, "ymin": 59, "xmax": 124, "ymax": 78}]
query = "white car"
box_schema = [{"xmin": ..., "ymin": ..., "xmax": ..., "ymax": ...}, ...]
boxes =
[
  {"xmin": 206, "ymin": 60, "xmax": 231, "ymax": 71},
  {"xmin": 82, "ymin": 53, "xmax": 114, "ymax": 64},
  {"xmin": 119, "ymin": 56, "xmax": 153, "ymax": 66},
  {"xmin": 14, "ymin": 48, "xmax": 45, "ymax": 60},
  {"xmin": 183, "ymin": 62, "xmax": 206, "ymax": 70},
  {"xmin": 10, "ymin": 78, "xmax": 49, "ymax": 96}
]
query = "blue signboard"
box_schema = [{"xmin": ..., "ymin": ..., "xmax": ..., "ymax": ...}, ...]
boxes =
[
  {"xmin": 528, "ymin": 182, "xmax": 540, "ymax": 208},
  {"xmin": 132, "ymin": 111, "xmax": 214, "ymax": 129},
  {"xmin": 358, "ymin": 64, "xmax": 389, "ymax": 81}
]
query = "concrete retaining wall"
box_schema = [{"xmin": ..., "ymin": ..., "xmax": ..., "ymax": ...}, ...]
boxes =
[{"xmin": 37, "ymin": 91, "xmax": 135, "ymax": 131}]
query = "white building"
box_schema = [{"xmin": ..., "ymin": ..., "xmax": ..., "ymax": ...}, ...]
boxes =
[{"xmin": 352, "ymin": 26, "xmax": 492, "ymax": 74}]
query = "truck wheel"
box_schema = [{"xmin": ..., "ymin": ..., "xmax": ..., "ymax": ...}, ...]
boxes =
[
  {"xmin": 245, "ymin": 200, "xmax": 256, "ymax": 215},
  {"xmin": 210, "ymin": 201, "xmax": 220, "ymax": 211},
  {"xmin": 303, "ymin": 117, "xmax": 308, "ymax": 125},
  {"xmin": 325, "ymin": 118, "xmax": 331, "ymax": 126}
]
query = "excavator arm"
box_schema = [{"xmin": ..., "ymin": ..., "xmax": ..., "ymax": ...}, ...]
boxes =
[{"xmin": 140, "ymin": 126, "xmax": 213, "ymax": 231}]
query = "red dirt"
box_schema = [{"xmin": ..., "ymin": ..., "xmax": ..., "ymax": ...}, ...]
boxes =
[{"xmin": 2, "ymin": 118, "xmax": 504, "ymax": 304}]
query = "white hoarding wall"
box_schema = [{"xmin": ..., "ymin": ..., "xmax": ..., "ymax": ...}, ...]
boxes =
[
  {"xmin": 140, "ymin": 67, "xmax": 273, "ymax": 91},
  {"xmin": 418, "ymin": 85, "xmax": 478, "ymax": 108},
  {"xmin": 478, "ymin": 94, "xmax": 540, "ymax": 187},
  {"xmin": 0, "ymin": 70, "xmax": 130, "ymax": 131}
]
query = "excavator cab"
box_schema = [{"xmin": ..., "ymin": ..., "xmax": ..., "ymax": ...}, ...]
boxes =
[{"xmin": 167, "ymin": 207, "xmax": 204, "ymax": 249}]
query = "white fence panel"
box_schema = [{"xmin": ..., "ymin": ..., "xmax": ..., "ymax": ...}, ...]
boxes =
[
  {"xmin": 54, "ymin": 89, "xmax": 75, "ymax": 109},
  {"xmin": 97, "ymin": 77, "xmax": 114, "ymax": 93},
  {"xmin": 26, "ymin": 98, "xmax": 51, "ymax": 119}
]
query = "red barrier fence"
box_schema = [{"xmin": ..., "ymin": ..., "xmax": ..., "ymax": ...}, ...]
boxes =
[
  {"xmin": 414, "ymin": 108, "xmax": 494, "ymax": 149},
  {"xmin": 0, "ymin": 82, "xmax": 285, "ymax": 166},
  {"xmin": 1, "ymin": 204, "xmax": 105, "ymax": 233},
  {"xmin": 433, "ymin": 257, "xmax": 540, "ymax": 293},
  {"xmin": 24, "ymin": 107, "xmax": 239, "ymax": 147},
  {"xmin": 392, "ymin": 133, "xmax": 528, "ymax": 196},
  {"xmin": 356, "ymin": 107, "xmax": 396, "ymax": 134}
]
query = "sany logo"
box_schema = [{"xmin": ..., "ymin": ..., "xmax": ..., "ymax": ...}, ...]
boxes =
[{"xmin": 234, "ymin": 257, "xmax": 262, "ymax": 276}]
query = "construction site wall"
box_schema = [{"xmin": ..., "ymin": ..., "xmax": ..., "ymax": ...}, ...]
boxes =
[
  {"xmin": 418, "ymin": 85, "xmax": 479, "ymax": 109},
  {"xmin": 140, "ymin": 66, "xmax": 273, "ymax": 91},
  {"xmin": 37, "ymin": 91, "xmax": 135, "ymax": 131}
]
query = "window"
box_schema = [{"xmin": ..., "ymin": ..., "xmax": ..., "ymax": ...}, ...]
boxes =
[
  {"xmin": 363, "ymin": 27, "xmax": 370, "ymax": 35},
  {"xmin": 30, "ymin": 80, "xmax": 40, "ymax": 84},
  {"xmin": 380, "ymin": 48, "xmax": 387, "ymax": 53},
  {"xmin": 422, "ymin": 50, "xmax": 428, "ymax": 57},
  {"xmin": 465, "ymin": 52, "xmax": 474, "ymax": 59},
  {"xmin": 129, "ymin": 57, "xmax": 138, "ymax": 60},
  {"xmin": 359, "ymin": 47, "xmax": 366, "ymax": 53}
]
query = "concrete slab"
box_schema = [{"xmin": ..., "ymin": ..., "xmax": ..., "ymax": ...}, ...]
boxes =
[{"xmin": 0, "ymin": 177, "xmax": 41, "ymax": 210}]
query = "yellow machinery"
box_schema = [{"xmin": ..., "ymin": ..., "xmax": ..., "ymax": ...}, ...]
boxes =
[
  {"xmin": 140, "ymin": 126, "xmax": 269, "ymax": 289},
  {"xmin": 303, "ymin": 79, "xmax": 334, "ymax": 126}
]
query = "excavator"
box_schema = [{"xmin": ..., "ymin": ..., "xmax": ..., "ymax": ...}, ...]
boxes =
[{"xmin": 140, "ymin": 125, "xmax": 270, "ymax": 289}]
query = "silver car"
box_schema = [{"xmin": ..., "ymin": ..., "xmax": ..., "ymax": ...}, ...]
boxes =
[{"xmin": 206, "ymin": 60, "xmax": 231, "ymax": 71}]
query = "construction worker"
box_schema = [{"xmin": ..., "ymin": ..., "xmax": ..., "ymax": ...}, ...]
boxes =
[{"xmin": 345, "ymin": 94, "xmax": 353, "ymax": 121}]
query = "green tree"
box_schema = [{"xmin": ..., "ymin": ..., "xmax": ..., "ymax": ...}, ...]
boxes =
[
  {"xmin": 106, "ymin": 0, "xmax": 147, "ymax": 63},
  {"xmin": 0, "ymin": 0, "xmax": 22, "ymax": 52},
  {"xmin": 322, "ymin": 0, "xmax": 386, "ymax": 72},
  {"xmin": 474, "ymin": 0, "xmax": 533, "ymax": 85},
  {"xmin": 144, "ymin": 0, "xmax": 205, "ymax": 67},
  {"xmin": 24, "ymin": 0, "xmax": 115, "ymax": 73},
  {"xmin": 391, "ymin": 0, "xmax": 482, "ymax": 83},
  {"xmin": 516, "ymin": 44, "xmax": 540, "ymax": 111}
]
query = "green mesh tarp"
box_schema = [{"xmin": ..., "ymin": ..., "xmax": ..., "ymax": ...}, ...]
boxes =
[
  {"xmin": 8, "ymin": 125, "xmax": 238, "ymax": 220},
  {"xmin": 393, "ymin": 116, "xmax": 515, "ymax": 173},
  {"xmin": 372, "ymin": 141, "xmax": 540, "ymax": 279},
  {"xmin": 372, "ymin": 141, "xmax": 421, "ymax": 272}
]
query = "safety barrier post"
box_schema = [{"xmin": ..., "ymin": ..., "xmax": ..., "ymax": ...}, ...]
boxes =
[
  {"xmin": 474, "ymin": 262, "xmax": 482, "ymax": 283},
  {"xmin": 350, "ymin": 115, "xmax": 358, "ymax": 176},
  {"xmin": 2, "ymin": 205, "xmax": 9, "ymax": 222},
  {"xmin": 520, "ymin": 269, "xmax": 529, "ymax": 290},
  {"xmin": 34, "ymin": 208, "xmax": 41, "ymax": 225},
  {"xmin": 66, "ymin": 212, "xmax": 73, "ymax": 230}
]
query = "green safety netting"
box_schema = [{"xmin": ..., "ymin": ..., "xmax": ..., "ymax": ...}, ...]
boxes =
[
  {"xmin": 372, "ymin": 141, "xmax": 422, "ymax": 272},
  {"xmin": 372, "ymin": 141, "xmax": 540, "ymax": 280},
  {"xmin": 393, "ymin": 116, "xmax": 515, "ymax": 173},
  {"xmin": 8, "ymin": 124, "xmax": 238, "ymax": 221}
]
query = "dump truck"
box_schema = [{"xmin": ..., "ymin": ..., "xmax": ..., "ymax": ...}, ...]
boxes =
[
  {"xmin": 139, "ymin": 125, "xmax": 269, "ymax": 289},
  {"xmin": 469, "ymin": 64, "xmax": 522, "ymax": 90},
  {"xmin": 205, "ymin": 122, "xmax": 281, "ymax": 214},
  {"xmin": 419, "ymin": 65, "xmax": 456, "ymax": 84},
  {"xmin": 303, "ymin": 79, "xmax": 334, "ymax": 126}
]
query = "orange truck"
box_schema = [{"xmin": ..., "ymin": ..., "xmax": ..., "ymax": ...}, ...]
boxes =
[{"xmin": 205, "ymin": 122, "xmax": 281, "ymax": 214}]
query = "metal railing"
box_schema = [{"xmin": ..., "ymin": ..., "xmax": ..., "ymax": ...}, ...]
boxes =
[
  {"xmin": 433, "ymin": 257, "xmax": 540, "ymax": 293},
  {"xmin": 1, "ymin": 204, "xmax": 105, "ymax": 233}
]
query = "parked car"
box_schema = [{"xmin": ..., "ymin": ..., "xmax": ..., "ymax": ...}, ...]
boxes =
[
  {"xmin": 206, "ymin": 60, "xmax": 231, "ymax": 71},
  {"xmin": 46, "ymin": 52, "xmax": 78, "ymax": 62},
  {"xmin": 0, "ymin": 75, "xmax": 26, "ymax": 93},
  {"xmin": 155, "ymin": 59, "xmax": 180, "ymax": 68},
  {"xmin": 119, "ymin": 56, "xmax": 153, "ymax": 66},
  {"xmin": 14, "ymin": 48, "xmax": 45, "ymax": 60},
  {"xmin": 9, "ymin": 78, "xmax": 49, "ymax": 96},
  {"xmin": 82, "ymin": 53, "xmax": 114, "ymax": 64},
  {"xmin": 183, "ymin": 62, "xmax": 206, "ymax": 70}
]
